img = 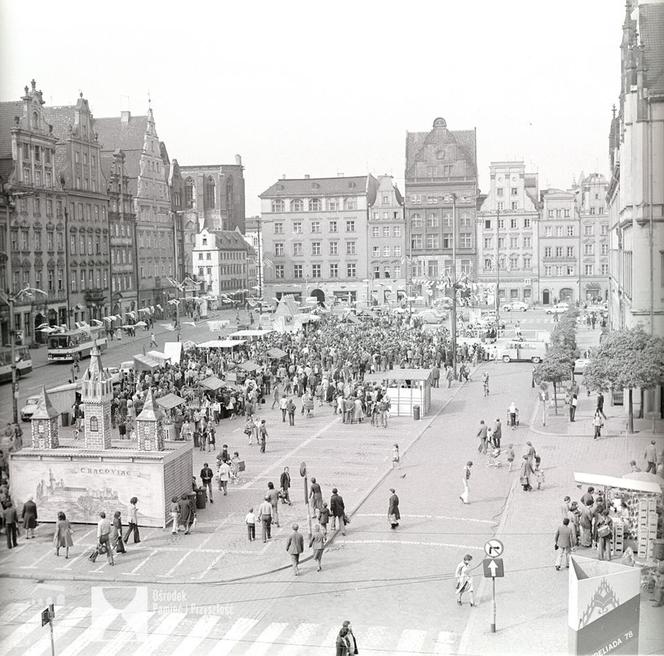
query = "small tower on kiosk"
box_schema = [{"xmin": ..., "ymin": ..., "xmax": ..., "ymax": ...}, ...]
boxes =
[
  {"xmin": 136, "ymin": 389, "xmax": 164, "ymax": 451},
  {"xmin": 31, "ymin": 386, "xmax": 60, "ymax": 449},
  {"xmin": 81, "ymin": 344, "xmax": 113, "ymax": 449}
]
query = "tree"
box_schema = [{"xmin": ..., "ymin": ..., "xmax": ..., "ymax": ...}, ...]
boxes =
[
  {"xmin": 583, "ymin": 327, "xmax": 664, "ymax": 433},
  {"xmin": 534, "ymin": 346, "xmax": 575, "ymax": 414}
]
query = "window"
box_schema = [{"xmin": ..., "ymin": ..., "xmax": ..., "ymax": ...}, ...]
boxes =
[
  {"xmin": 329, "ymin": 241, "xmax": 338, "ymax": 255},
  {"xmin": 291, "ymin": 199, "xmax": 303, "ymax": 212},
  {"xmin": 329, "ymin": 220, "xmax": 338, "ymax": 233},
  {"xmin": 312, "ymin": 242, "xmax": 321, "ymax": 256},
  {"xmin": 523, "ymin": 236, "xmax": 531, "ymax": 248},
  {"xmin": 394, "ymin": 265, "xmax": 401, "ymax": 278},
  {"xmin": 206, "ymin": 252, "xmax": 212, "ymax": 260},
  {"xmin": 274, "ymin": 242, "xmax": 284, "ymax": 256},
  {"xmin": 346, "ymin": 241, "xmax": 356, "ymax": 255},
  {"xmin": 394, "ymin": 246, "xmax": 401, "ymax": 257},
  {"xmin": 555, "ymin": 226, "xmax": 563, "ymax": 237},
  {"xmin": 394, "ymin": 226, "xmax": 401, "ymax": 237},
  {"xmin": 293, "ymin": 222, "xmax": 302, "ymax": 234},
  {"xmin": 383, "ymin": 226, "xmax": 390, "ymax": 237},
  {"xmin": 345, "ymin": 220, "xmax": 355, "ymax": 232},
  {"xmin": 511, "ymin": 202, "xmax": 518, "ymax": 211},
  {"xmin": 555, "ymin": 209, "xmax": 561, "ymax": 218},
  {"xmin": 585, "ymin": 264, "xmax": 594, "ymax": 275},
  {"xmin": 564, "ymin": 209, "xmax": 570, "ymax": 218},
  {"xmin": 544, "ymin": 247, "xmax": 552, "ymax": 257},
  {"xmin": 372, "ymin": 246, "xmax": 380, "ymax": 257},
  {"xmin": 311, "ymin": 221, "xmax": 321, "ymax": 233},
  {"xmin": 523, "ymin": 256, "xmax": 531, "ymax": 270},
  {"xmin": 509, "ymin": 256, "xmax": 519, "ymax": 270},
  {"xmin": 510, "ymin": 218, "xmax": 517, "ymax": 229},
  {"xmin": 311, "ymin": 264, "xmax": 321, "ymax": 278},
  {"xmin": 496, "ymin": 188, "xmax": 504, "ymax": 197},
  {"xmin": 411, "ymin": 234, "xmax": 422, "ymax": 249},
  {"xmin": 424, "ymin": 234, "xmax": 438, "ymax": 249},
  {"xmin": 34, "ymin": 231, "xmax": 41, "ymax": 251},
  {"xmin": 544, "ymin": 265, "xmax": 552, "ymax": 276},
  {"xmin": 555, "ymin": 247, "xmax": 563, "ymax": 257},
  {"xmin": 584, "ymin": 225, "xmax": 593, "ymax": 236},
  {"xmin": 566, "ymin": 265, "xmax": 575, "ymax": 276},
  {"xmin": 544, "ymin": 226, "xmax": 552, "ymax": 237},
  {"xmin": 567, "ymin": 226, "xmax": 575, "ymax": 237},
  {"xmin": 584, "ymin": 243, "xmax": 594, "ymax": 255},
  {"xmin": 498, "ymin": 218, "xmax": 504, "ymax": 229},
  {"xmin": 484, "ymin": 219, "xmax": 492, "ymax": 229},
  {"xmin": 567, "ymin": 247, "xmax": 574, "ymax": 257},
  {"xmin": 346, "ymin": 263, "xmax": 356, "ymax": 277},
  {"xmin": 293, "ymin": 264, "xmax": 303, "ymax": 278},
  {"xmin": 372, "ymin": 226, "xmax": 380, "ymax": 238},
  {"xmin": 497, "ymin": 201, "xmax": 504, "ymax": 211},
  {"xmin": 427, "ymin": 215, "xmax": 439, "ymax": 228},
  {"xmin": 460, "ymin": 233, "xmax": 472, "ymax": 248},
  {"xmin": 484, "ymin": 237, "xmax": 492, "ymax": 249},
  {"xmin": 274, "ymin": 222, "xmax": 284, "ymax": 234},
  {"xmin": 510, "ymin": 237, "xmax": 518, "ymax": 249},
  {"xmin": 590, "ymin": 207, "xmax": 596, "ymax": 215},
  {"xmin": 600, "ymin": 224, "xmax": 608, "ymax": 236},
  {"xmin": 601, "ymin": 244, "xmax": 608, "ymax": 256},
  {"xmin": 427, "ymin": 260, "xmax": 438, "ymax": 278},
  {"xmin": 275, "ymin": 264, "xmax": 284, "ymax": 279},
  {"xmin": 327, "ymin": 199, "xmax": 339, "ymax": 211},
  {"xmin": 548, "ymin": 210, "xmax": 554, "ymax": 218},
  {"xmin": 601, "ymin": 264, "xmax": 609, "ymax": 275},
  {"xmin": 484, "ymin": 258, "xmax": 492, "ymax": 271},
  {"xmin": 344, "ymin": 198, "xmax": 357, "ymax": 210},
  {"xmin": 411, "ymin": 214, "xmax": 423, "ymax": 228},
  {"xmin": 271, "ymin": 199, "xmax": 284, "ymax": 212},
  {"xmin": 329, "ymin": 263, "xmax": 338, "ymax": 278},
  {"xmin": 524, "ymin": 218, "xmax": 530, "ymax": 228},
  {"xmin": 309, "ymin": 198, "xmax": 321, "ymax": 212}
]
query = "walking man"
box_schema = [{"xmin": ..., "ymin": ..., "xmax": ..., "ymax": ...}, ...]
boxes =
[
  {"xmin": 596, "ymin": 391, "xmax": 607, "ymax": 420},
  {"xmin": 388, "ymin": 488, "xmax": 400, "ymax": 529},
  {"xmin": 3, "ymin": 501, "xmax": 18, "ymax": 549},
  {"xmin": 258, "ymin": 495, "xmax": 273, "ymax": 543},
  {"xmin": 266, "ymin": 482, "xmax": 280, "ymax": 527},
  {"xmin": 492, "ymin": 418, "xmax": 502, "ymax": 449},
  {"xmin": 259, "ymin": 420, "xmax": 268, "ymax": 453},
  {"xmin": 539, "ymin": 387, "xmax": 549, "ymax": 427},
  {"xmin": 217, "ymin": 459, "xmax": 231, "ymax": 496},
  {"xmin": 309, "ymin": 524, "xmax": 325, "ymax": 571},
  {"xmin": 124, "ymin": 496, "xmax": 140, "ymax": 544},
  {"xmin": 330, "ymin": 487, "xmax": 347, "ymax": 535},
  {"xmin": 200, "ymin": 463, "xmax": 214, "ymax": 503},
  {"xmin": 149, "ymin": 332, "xmax": 158, "ymax": 348},
  {"xmin": 280, "ymin": 466, "xmax": 292, "ymax": 505},
  {"xmin": 460, "ymin": 461, "xmax": 472, "ymax": 504},
  {"xmin": 477, "ymin": 420, "xmax": 488, "ymax": 454},
  {"xmin": 455, "ymin": 554, "xmax": 475, "ymax": 606},
  {"xmin": 645, "ymin": 440, "xmax": 658, "ymax": 474},
  {"xmin": 554, "ymin": 517, "xmax": 576, "ymax": 570},
  {"xmin": 342, "ymin": 621, "xmax": 359, "ymax": 655},
  {"xmin": 285, "ymin": 523, "xmax": 304, "ymax": 575},
  {"xmin": 97, "ymin": 511, "xmax": 114, "ymax": 566}
]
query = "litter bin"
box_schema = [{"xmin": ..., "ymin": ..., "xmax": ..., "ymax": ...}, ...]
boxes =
[
  {"xmin": 61, "ymin": 412, "xmax": 70, "ymax": 427},
  {"xmin": 195, "ymin": 487, "xmax": 207, "ymax": 510},
  {"xmin": 413, "ymin": 405, "xmax": 420, "ymax": 421}
]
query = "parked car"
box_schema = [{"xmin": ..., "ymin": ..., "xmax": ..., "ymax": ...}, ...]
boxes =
[
  {"xmin": 20, "ymin": 394, "xmax": 41, "ymax": 421},
  {"xmin": 574, "ymin": 358, "xmax": 590, "ymax": 375},
  {"xmin": 499, "ymin": 340, "xmax": 548, "ymax": 363},
  {"xmin": 546, "ymin": 303, "xmax": 569, "ymax": 315},
  {"xmin": 502, "ymin": 301, "xmax": 529, "ymax": 312}
]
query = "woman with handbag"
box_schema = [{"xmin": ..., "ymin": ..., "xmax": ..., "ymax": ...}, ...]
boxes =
[
  {"xmin": 54, "ymin": 511, "xmax": 73, "ymax": 559},
  {"xmin": 111, "ymin": 511, "xmax": 126, "ymax": 554},
  {"xmin": 596, "ymin": 508, "xmax": 613, "ymax": 560}
]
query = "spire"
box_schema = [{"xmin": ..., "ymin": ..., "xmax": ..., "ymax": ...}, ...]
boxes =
[
  {"xmin": 136, "ymin": 388, "xmax": 160, "ymax": 422},
  {"xmin": 31, "ymin": 386, "xmax": 59, "ymax": 420}
]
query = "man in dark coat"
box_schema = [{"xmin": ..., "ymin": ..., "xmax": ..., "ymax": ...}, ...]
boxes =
[
  {"xmin": 4, "ymin": 501, "xmax": 18, "ymax": 548},
  {"xmin": 285, "ymin": 523, "xmax": 304, "ymax": 575},
  {"xmin": 280, "ymin": 466, "xmax": 292, "ymax": 505},
  {"xmin": 388, "ymin": 488, "xmax": 400, "ymax": 529},
  {"xmin": 21, "ymin": 496, "xmax": 38, "ymax": 539},
  {"xmin": 330, "ymin": 488, "xmax": 346, "ymax": 535}
]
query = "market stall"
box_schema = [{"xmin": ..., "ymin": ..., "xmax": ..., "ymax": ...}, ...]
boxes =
[
  {"xmin": 363, "ymin": 369, "xmax": 433, "ymax": 418},
  {"xmin": 198, "ymin": 339, "xmax": 246, "ymax": 349},
  {"xmin": 155, "ymin": 393, "xmax": 186, "ymax": 441}
]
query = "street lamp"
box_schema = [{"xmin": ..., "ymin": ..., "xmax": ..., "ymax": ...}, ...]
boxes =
[{"xmin": 0, "ymin": 287, "xmax": 47, "ymax": 424}]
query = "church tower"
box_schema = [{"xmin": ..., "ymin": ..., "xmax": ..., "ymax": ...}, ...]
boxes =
[
  {"xmin": 31, "ymin": 387, "xmax": 60, "ymax": 449},
  {"xmin": 81, "ymin": 344, "xmax": 113, "ymax": 449}
]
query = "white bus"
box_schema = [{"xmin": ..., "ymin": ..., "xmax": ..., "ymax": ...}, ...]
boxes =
[
  {"xmin": 47, "ymin": 325, "xmax": 108, "ymax": 362},
  {"xmin": 499, "ymin": 340, "xmax": 548, "ymax": 363}
]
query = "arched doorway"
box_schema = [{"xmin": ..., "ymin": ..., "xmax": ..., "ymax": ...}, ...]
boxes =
[
  {"xmin": 560, "ymin": 288, "xmax": 574, "ymax": 303},
  {"xmin": 310, "ymin": 289, "xmax": 325, "ymax": 306},
  {"xmin": 542, "ymin": 289, "xmax": 550, "ymax": 305}
]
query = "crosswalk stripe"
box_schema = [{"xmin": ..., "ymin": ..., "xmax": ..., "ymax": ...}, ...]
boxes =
[
  {"xmin": 362, "ymin": 624, "xmax": 393, "ymax": 651},
  {"xmin": 1, "ymin": 610, "xmax": 43, "ymax": 651},
  {"xmin": 277, "ymin": 622, "xmax": 318, "ymax": 654},
  {"xmin": 213, "ymin": 617, "xmax": 259, "ymax": 656},
  {"xmin": 174, "ymin": 615, "xmax": 221, "ymax": 655},
  {"xmin": 96, "ymin": 612, "xmax": 152, "ymax": 656},
  {"xmin": 25, "ymin": 607, "xmax": 90, "ymax": 656},
  {"xmin": 395, "ymin": 628, "xmax": 428, "ymax": 653},
  {"xmin": 433, "ymin": 630, "xmax": 457, "ymax": 654},
  {"xmin": 244, "ymin": 622, "xmax": 288, "ymax": 655},
  {"xmin": 319, "ymin": 626, "xmax": 339, "ymax": 650},
  {"xmin": 133, "ymin": 612, "xmax": 186, "ymax": 656},
  {"xmin": 57, "ymin": 610, "xmax": 117, "ymax": 656},
  {"xmin": 0, "ymin": 602, "xmax": 31, "ymax": 625}
]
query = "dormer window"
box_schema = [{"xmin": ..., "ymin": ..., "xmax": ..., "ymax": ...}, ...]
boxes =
[{"xmin": 202, "ymin": 236, "xmax": 208, "ymax": 246}]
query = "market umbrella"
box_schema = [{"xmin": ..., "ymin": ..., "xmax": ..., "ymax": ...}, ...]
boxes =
[
  {"xmin": 622, "ymin": 472, "xmax": 664, "ymax": 490},
  {"xmin": 201, "ymin": 375, "xmax": 224, "ymax": 391},
  {"xmin": 155, "ymin": 393, "xmax": 186, "ymax": 410},
  {"xmin": 37, "ymin": 322, "xmax": 50, "ymax": 330},
  {"xmin": 135, "ymin": 320, "xmax": 147, "ymax": 327},
  {"xmin": 240, "ymin": 361, "xmax": 259, "ymax": 372},
  {"xmin": 267, "ymin": 347, "xmax": 287, "ymax": 359}
]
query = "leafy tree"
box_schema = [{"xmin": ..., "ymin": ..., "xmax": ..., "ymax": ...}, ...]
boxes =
[
  {"xmin": 583, "ymin": 327, "xmax": 664, "ymax": 433},
  {"xmin": 534, "ymin": 346, "xmax": 575, "ymax": 414}
]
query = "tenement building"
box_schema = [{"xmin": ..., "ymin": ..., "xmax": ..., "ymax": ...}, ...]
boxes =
[
  {"xmin": 477, "ymin": 162, "xmax": 539, "ymax": 307},
  {"xmin": 607, "ymin": 0, "xmax": 664, "ymax": 334},
  {"xmin": 0, "ymin": 80, "xmax": 68, "ymax": 345},
  {"xmin": 405, "ymin": 118, "xmax": 478, "ymax": 301},
  {"xmin": 260, "ymin": 174, "xmax": 378, "ymax": 305}
]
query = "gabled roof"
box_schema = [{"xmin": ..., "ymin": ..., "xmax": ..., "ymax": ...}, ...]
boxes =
[
  {"xmin": 0, "ymin": 101, "xmax": 22, "ymax": 157},
  {"xmin": 214, "ymin": 229, "xmax": 254, "ymax": 252},
  {"xmin": 31, "ymin": 386, "xmax": 59, "ymax": 420},
  {"xmin": 95, "ymin": 114, "xmax": 148, "ymax": 153},
  {"xmin": 43, "ymin": 105, "xmax": 75, "ymax": 138},
  {"xmin": 260, "ymin": 175, "xmax": 370, "ymax": 198}
]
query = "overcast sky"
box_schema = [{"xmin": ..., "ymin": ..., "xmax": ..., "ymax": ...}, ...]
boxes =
[{"xmin": 1, "ymin": 0, "xmax": 624, "ymax": 214}]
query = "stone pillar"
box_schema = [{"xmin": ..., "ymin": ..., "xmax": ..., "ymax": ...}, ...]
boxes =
[{"xmin": 30, "ymin": 387, "xmax": 60, "ymax": 449}]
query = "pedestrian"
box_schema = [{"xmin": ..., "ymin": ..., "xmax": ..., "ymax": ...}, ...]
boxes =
[
  {"xmin": 124, "ymin": 497, "xmax": 140, "ymax": 543},
  {"xmin": 388, "ymin": 488, "xmax": 400, "ymax": 529},
  {"xmin": 309, "ymin": 477, "xmax": 323, "ymax": 517},
  {"xmin": 336, "ymin": 627, "xmax": 352, "ymax": 656},
  {"xmin": 330, "ymin": 487, "xmax": 347, "ymax": 535},
  {"xmin": 150, "ymin": 332, "xmax": 158, "ymax": 348},
  {"xmin": 392, "ymin": 443, "xmax": 400, "ymax": 469},
  {"xmin": 579, "ymin": 500, "xmax": 593, "ymax": 547},
  {"xmin": 477, "ymin": 420, "xmax": 488, "ymax": 454},
  {"xmin": 258, "ymin": 495, "xmax": 272, "ymax": 543},
  {"xmin": 493, "ymin": 418, "xmax": 502, "ymax": 448},
  {"xmin": 54, "ymin": 511, "xmax": 73, "ymax": 558},
  {"xmin": 596, "ymin": 391, "xmax": 607, "ymax": 420},
  {"xmin": 342, "ymin": 621, "xmax": 359, "ymax": 655},
  {"xmin": 285, "ymin": 523, "xmax": 304, "ymax": 575},
  {"xmin": 555, "ymin": 517, "xmax": 576, "ymax": 570},
  {"xmin": 21, "ymin": 496, "xmax": 38, "ymax": 539},
  {"xmin": 286, "ymin": 398, "xmax": 296, "ymax": 426},
  {"xmin": 645, "ymin": 440, "xmax": 658, "ymax": 474},
  {"xmin": 4, "ymin": 501, "xmax": 18, "ymax": 549},
  {"xmin": 446, "ymin": 366, "xmax": 454, "ymax": 388},
  {"xmin": 259, "ymin": 420, "xmax": 268, "ymax": 453},
  {"xmin": 96, "ymin": 511, "xmax": 114, "ymax": 565},
  {"xmin": 244, "ymin": 508, "xmax": 256, "ymax": 542},
  {"xmin": 596, "ymin": 508, "xmax": 613, "ymax": 560},
  {"xmin": 460, "ymin": 460, "xmax": 472, "ymax": 504},
  {"xmin": 569, "ymin": 392, "xmax": 578, "ymax": 422},
  {"xmin": 533, "ymin": 455, "xmax": 545, "ymax": 490},
  {"xmin": 244, "ymin": 417, "xmax": 254, "ymax": 445},
  {"xmin": 111, "ymin": 511, "xmax": 126, "ymax": 554},
  {"xmin": 217, "ymin": 459, "xmax": 231, "ymax": 496},
  {"xmin": 170, "ymin": 496, "xmax": 180, "ymax": 534},
  {"xmin": 280, "ymin": 466, "xmax": 292, "ymax": 505},
  {"xmin": 519, "ymin": 455, "xmax": 533, "ymax": 491},
  {"xmin": 455, "ymin": 554, "xmax": 475, "ymax": 606},
  {"xmin": 201, "ymin": 463, "xmax": 214, "ymax": 503},
  {"xmin": 309, "ymin": 524, "xmax": 325, "ymax": 571},
  {"xmin": 506, "ymin": 444, "xmax": 515, "ymax": 471},
  {"xmin": 539, "ymin": 387, "xmax": 549, "ymax": 427},
  {"xmin": 318, "ymin": 502, "xmax": 330, "ymax": 538},
  {"xmin": 178, "ymin": 494, "xmax": 193, "ymax": 534},
  {"xmin": 508, "ymin": 401, "xmax": 519, "ymax": 428},
  {"xmin": 592, "ymin": 410, "xmax": 604, "ymax": 439},
  {"xmin": 267, "ymin": 482, "xmax": 280, "ymax": 527},
  {"xmin": 525, "ymin": 440, "xmax": 537, "ymax": 465}
]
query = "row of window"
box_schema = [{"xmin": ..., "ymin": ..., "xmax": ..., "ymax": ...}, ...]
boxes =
[
  {"xmin": 546, "ymin": 208, "xmax": 573, "ymax": 218},
  {"xmin": 270, "ymin": 198, "xmax": 358, "ymax": 213},
  {"xmin": 483, "ymin": 256, "xmax": 532, "ymax": 272},
  {"xmin": 495, "ymin": 187, "xmax": 520, "ymax": 197},
  {"xmin": 273, "ymin": 263, "xmax": 358, "ymax": 279},
  {"xmin": 371, "ymin": 211, "xmax": 401, "ymax": 220},
  {"xmin": 111, "ymin": 247, "xmax": 133, "ymax": 265},
  {"xmin": 137, "ymin": 231, "xmax": 173, "ymax": 250},
  {"xmin": 11, "ymin": 269, "xmax": 65, "ymax": 294},
  {"xmin": 70, "ymin": 233, "xmax": 106, "ymax": 256},
  {"xmin": 273, "ymin": 219, "xmax": 357, "ymax": 234},
  {"xmin": 11, "ymin": 229, "xmax": 62, "ymax": 252},
  {"xmin": 542, "ymin": 264, "xmax": 610, "ymax": 277},
  {"xmin": 483, "ymin": 236, "xmax": 533, "ymax": 249},
  {"xmin": 542, "ymin": 225, "xmax": 576, "ymax": 237},
  {"xmin": 112, "ymin": 274, "xmax": 133, "ymax": 293},
  {"xmin": 483, "ymin": 217, "xmax": 531, "ymax": 229},
  {"xmin": 371, "ymin": 246, "xmax": 402, "ymax": 257},
  {"xmin": 17, "ymin": 196, "xmax": 63, "ymax": 217},
  {"xmin": 411, "ymin": 212, "xmax": 473, "ymax": 228},
  {"xmin": 274, "ymin": 240, "xmax": 367, "ymax": 257},
  {"xmin": 410, "ymin": 261, "xmax": 473, "ymax": 278},
  {"xmin": 411, "ymin": 234, "xmax": 473, "ymax": 249},
  {"xmin": 111, "ymin": 222, "xmax": 132, "ymax": 238},
  {"xmin": 584, "ymin": 224, "xmax": 609, "ymax": 236},
  {"xmin": 139, "ymin": 263, "xmax": 173, "ymax": 279},
  {"xmin": 372, "ymin": 266, "xmax": 402, "ymax": 279},
  {"xmin": 197, "ymin": 264, "xmax": 245, "ymax": 277},
  {"xmin": 371, "ymin": 226, "xmax": 401, "ymax": 238},
  {"xmin": 71, "ymin": 269, "xmax": 108, "ymax": 292}
]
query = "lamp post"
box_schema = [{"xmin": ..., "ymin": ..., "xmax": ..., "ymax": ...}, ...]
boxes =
[
  {"xmin": 495, "ymin": 206, "xmax": 501, "ymax": 334},
  {"xmin": 166, "ymin": 275, "xmax": 199, "ymax": 328}
]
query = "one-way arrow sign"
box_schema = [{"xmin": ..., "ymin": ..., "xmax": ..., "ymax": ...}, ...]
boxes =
[{"xmin": 482, "ymin": 558, "xmax": 504, "ymax": 578}]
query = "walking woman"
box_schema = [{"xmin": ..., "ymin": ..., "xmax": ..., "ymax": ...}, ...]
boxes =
[
  {"xmin": 388, "ymin": 488, "xmax": 400, "ymax": 529},
  {"xmin": 111, "ymin": 511, "xmax": 126, "ymax": 554},
  {"xmin": 309, "ymin": 524, "xmax": 325, "ymax": 571},
  {"xmin": 519, "ymin": 454, "xmax": 533, "ymax": 491},
  {"xmin": 54, "ymin": 511, "xmax": 73, "ymax": 558},
  {"xmin": 170, "ymin": 496, "xmax": 180, "ymax": 534},
  {"xmin": 592, "ymin": 410, "xmax": 604, "ymax": 440},
  {"xmin": 309, "ymin": 477, "xmax": 323, "ymax": 518},
  {"xmin": 123, "ymin": 497, "xmax": 140, "ymax": 544}
]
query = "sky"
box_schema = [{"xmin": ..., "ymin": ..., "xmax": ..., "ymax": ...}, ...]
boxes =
[{"xmin": 0, "ymin": 0, "xmax": 625, "ymax": 215}]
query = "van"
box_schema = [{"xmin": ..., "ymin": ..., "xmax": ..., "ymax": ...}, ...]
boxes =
[{"xmin": 499, "ymin": 340, "xmax": 548, "ymax": 363}]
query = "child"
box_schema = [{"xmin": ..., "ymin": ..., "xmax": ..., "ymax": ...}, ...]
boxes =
[
  {"xmin": 245, "ymin": 507, "xmax": 256, "ymax": 541},
  {"xmin": 392, "ymin": 444, "xmax": 400, "ymax": 469},
  {"xmin": 244, "ymin": 418, "xmax": 254, "ymax": 445},
  {"xmin": 230, "ymin": 451, "xmax": 241, "ymax": 484},
  {"xmin": 318, "ymin": 502, "xmax": 330, "ymax": 539},
  {"xmin": 533, "ymin": 455, "xmax": 545, "ymax": 490},
  {"xmin": 506, "ymin": 444, "xmax": 515, "ymax": 472}
]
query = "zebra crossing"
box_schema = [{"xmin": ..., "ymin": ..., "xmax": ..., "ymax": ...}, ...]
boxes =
[{"xmin": 0, "ymin": 602, "xmax": 459, "ymax": 655}]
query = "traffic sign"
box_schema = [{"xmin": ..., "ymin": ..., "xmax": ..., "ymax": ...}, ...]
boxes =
[
  {"xmin": 41, "ymin": 603, "xmax": 54, "ymax": 626},
  {"xmin": 484, "ymin": 538, "xmax": 504, "ymax": 558},
  {"xmin": 482, "ymin": 558, "xmax": 504, "ymax": 578}
]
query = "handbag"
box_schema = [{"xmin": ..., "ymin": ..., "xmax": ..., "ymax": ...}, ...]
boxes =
[{"xmin": 597, "ymin": 524, "xmax": 611, "ymax": 538}]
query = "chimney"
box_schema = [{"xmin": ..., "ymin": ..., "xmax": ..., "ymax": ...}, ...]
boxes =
[
  {"xmin": 121, "ymin": 110, "xmax": 131, "ymax": 124},
  {"xmin": 281, "ymin": 173, "xmax": 286, "ymax": 180},
  {"xmin": 235, "ymin": 154, "xmax": 242, "ymax": 166},
  {"xmin": 337, "ymin": 172, "xmax": 344, "ymax": 177},
  {"xmin": 304, "ymin": 174, "xmax": 310, "ymax": 179}
]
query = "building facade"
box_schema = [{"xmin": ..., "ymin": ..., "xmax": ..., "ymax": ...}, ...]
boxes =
[
  {"xmin": 405, "ymin": 118, "xmax": 478, "ymax": 302},
  {"xmin": 0, "ymin": 80, "xmax": 67, "ymax": 345},
  {"xmin": 538, "ymin": 189, "xmax": 580, "ymax": 305},
  {"xmin": 96, "ymin": 108, "xmax": 175, "ymax": 313},
  {"xmin": 243, "ymin": 216, "xmax": 262, "ymax": 297},
  {"xmin": 367, "ymin": 175, "xmax": 406, "ymax": 305},
  {"xmin": 45, "ymin": 94, "xmax": 111, "ymax": 324},
  {"xmin": 607, "ymin": 0, "xmax": 664, "ymax": 333},
  {"xmin": 260, "ymin": 174, "xmax": 378, "ymax": 305},
  {"xmin": 477, "ymin": 162, "xmax": 539, "ymax": 307},
  {"xmin": 192, "ymin": 228, "xmax": 252, "ymax": 298},
  {"xmin": 574, "ymin": 173, "xmax": 610, "ymax": 303}
]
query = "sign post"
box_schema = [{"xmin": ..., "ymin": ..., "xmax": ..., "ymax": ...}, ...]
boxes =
[
  {"xmin": 41, "ymin": 604, "xmax": 55, "ymax": 656},
  {"xmin": 300, "ymin": 461, "xmax": 312, "ymax": 539},
  {"xmin": 483, "ymin": 539, "xmax": 505, "ymax": 634}
]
